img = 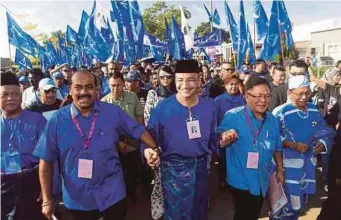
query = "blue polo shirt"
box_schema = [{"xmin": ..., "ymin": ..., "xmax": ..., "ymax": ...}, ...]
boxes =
[
  {"xmin": 214, "ymin": 93, "xmax": 246, "ymax": 124},
  {"xmin": 34, "ymin": 101, "xmax": 145, "ymax": 211},
  {"xmin": 1, "ymin": 110, "xmax": 46, "ymax": 173},
  {"xmin": 216, "ymin": 105, "xmax": 282, "ymax": 197},
  {"xmin": 57, "ymin": 84, "xmax": 69, "ymax": 99},
  {"xmin": 147, "ymin": 95, "xmax": 219, "ymax": 158}
]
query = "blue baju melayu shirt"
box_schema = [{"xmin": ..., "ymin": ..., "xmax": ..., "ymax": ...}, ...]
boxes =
[
  {"xmin": 216, "ymin": 105, "xmax": 282, "ymax": 197},
  {"xmin": 1, "ymin": 110, "xmax": 46, "ymax": 173},
  {"xmin": 34, "ymin": 101, "xmax": 145, "ymax": 211},
  {"xmin": 214, "ymin": 93, "xmax": 246, "ymax": 124},
  {"xmin": 147, "ymin": 95, "xmax": 219, "ymax": 158}
]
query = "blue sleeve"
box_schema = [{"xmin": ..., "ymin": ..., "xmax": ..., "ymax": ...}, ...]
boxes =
[
  {"xmin": 274, "ymin": 119, "xmax": 283, "ymax": 152},
  {"xmin": 33, "ymin": 114, "xmax": 59, "ymax": 162},
  {"xmin": 216, "ymin": 111, "xmax": 233, "ymax": 134},
  {"xmin": 117, "ymin": 107, "xmax": 145, "ymax": 141}
]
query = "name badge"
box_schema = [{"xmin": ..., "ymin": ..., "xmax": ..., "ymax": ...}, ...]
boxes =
[
  {"xmin": 246, "ymin": 152, "xmax": 259, "ymax": 169},
  {"xmin": 186, "ymin": 120, "xmax": 201, "ymax": 139},
  {"xmin": 78, "ymin": 159, "xmax": 93, "ymax": 179},
  {"xmin": 4, "ymin": 151, "xmax": 21, "ymax": 174}
]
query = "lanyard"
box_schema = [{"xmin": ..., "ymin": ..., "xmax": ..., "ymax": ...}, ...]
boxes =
[
  {"xmin": 71, "ymin": 107, "xmax": 98, "ymax": 151},
  {"xmin": 244, "ymin": 106, "xmax": 265, "ymax": 145}
]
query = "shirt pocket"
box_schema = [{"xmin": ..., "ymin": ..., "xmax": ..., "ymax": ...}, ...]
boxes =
[{"xmin": 20, "ymin": 127, "xmax": 39, "ymax": 154}]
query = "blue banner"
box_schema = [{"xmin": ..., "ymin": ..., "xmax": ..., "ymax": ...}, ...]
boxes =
[
  {"xmin": 144, "ymin": 33, "xmax": 168, "ymax": 48},
  {"xmin": 194, "ymin": 29, "xmax": 222, "ymax": 47}
]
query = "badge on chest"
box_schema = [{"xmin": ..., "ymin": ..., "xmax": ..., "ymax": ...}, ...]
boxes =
[
  {"xmin": 78, "ymin": 159, "xmax": 93, "ymax": 179},
  {"xmin": 186, "ymin": 119, "xmax": 201, "ymax": 139},
  {"xmin": 4, "ymin": 151, "xmax": 21, "ymax": 174}
]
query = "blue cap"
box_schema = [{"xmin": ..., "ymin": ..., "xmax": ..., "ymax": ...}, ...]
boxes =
[
  {"xmin": 18, "ymin": 76, "xmax": 29, "ymax": 83},
  {"xmin": 124, "ymin": 70, "xmax": 141, "ymax": 82},
  {"xmin": 39, "ymin": 78, "xmax": 56, "ymax": 90},
  {"xmin": 53, "ymin": 72, "xmax": 63, "ymax": 79}
]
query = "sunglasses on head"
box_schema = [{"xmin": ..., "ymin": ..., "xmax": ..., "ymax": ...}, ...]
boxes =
[{"xmin": 44, "ymin": 88, "xmax": 57, "ymax": 94}]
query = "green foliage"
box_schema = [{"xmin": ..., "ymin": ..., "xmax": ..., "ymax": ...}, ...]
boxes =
[
  {"xmin": 142, "ymin": 1, "xmax": 191, "ymax": 39},
  {"xmin": 194, "ymin": 22, "xmax": 230, "ymax": 43},
  {"xmin": 310, "ymin": 66, "xmax": 331, "ymax": 78}
]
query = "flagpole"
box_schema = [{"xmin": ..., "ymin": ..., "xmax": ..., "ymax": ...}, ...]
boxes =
[
  {"xmin": 210, "ymin": 0, "xmax": 213, "ymax": 32},
  {"xmin": 8, "ymin": 42, "xmax": 12, "ymax": 67},
  {"xmin": 253, "ymin": 21, "xmax": 256, "ymax": 58}
]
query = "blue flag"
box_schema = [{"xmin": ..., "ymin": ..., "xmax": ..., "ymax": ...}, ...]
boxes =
[
  {"xmin": 165, "ymin": 17, "xmax": 171, "ymax": 54},
  {"xmin": 78, "ymin": 10, "xmax": 89, "ymax": 42},
  {"xmin": 39, "ymin": 52, "xmax": 51, "ymax": 73},
  {"xmin": 57, "ymin": 34, "xmax": 68, "ymax": 63},
  {"xmin": 170, "ymin": 16, "xmax": 186, "ymax": 60},
  {"xmin": 246, "ymin": 24, "xmax": 255, "ymax": 65},
  {"xmin": 129, "ymin": 0, "xmax": 145, "ymax": 59},
  {"xmin": 258, "ymin": 0, "xmax": 281, "ymax": 60},
  {"xmin": 111, "ymin": 1, "xmax": 124, "ymax": 61},
  {"xmin": 101, "ymin": 18, "xmax": 114, "ymax": 46},
  {"xmin": 83, "ymin": 1, "xmax": 110, "ymax": 62},
  {"xmin": 7, "ymin": 12, "xmax": 40, "ymax": 56},
  {"xmin": 66, "ymin": 25, "xmax": 79, "ymax": 45},
  {"xmin": 278, "ymin": 0, "xmax": 292, "ymax": 33},
  {"xmin": 253, "ymin": 0, "xmax": 268, "ymax": 40},
  {"xmin": 203, "ymin": 3, "xmax": 211, "ymax": 21},
  {"xmin": 15, "ymin": 49, "xmax": 32, "ymax": 70},
  {"xmin": 237, "ymin": 0, "xmax": 248, "ymax": 68},
  {"xmin": 198, "ymin": 47, "xmax": 211, "ymax": 63},
  {"xmin": 115, "ymin": 0, "xmax": 136, "ymax": 63},
  {"xmin": 285, "ymin": 30, "xmax": 294, "ymax": 50},
  {"xmin": 224, "ymin": 1, "xmax": 239, "ymax": 51},
  {"xmin": 45, "ymin": 41, "xmax": 60, "ymax": 65},
  {"xmin": 213, "ymin": 9, "xmax": 221, "ymax": 25}
]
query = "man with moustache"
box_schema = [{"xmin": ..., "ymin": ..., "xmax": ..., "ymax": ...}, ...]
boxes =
[
  {"xmin": 217, "ymin": 77, "xmax": 284, "ymax": 220},
  {"xmin": 146, "ymin": 60, "xmax": 219, "ymax": 219},
  {"xmin": 34, "ymin": 70, "xmax": 160, "ymax": 220},
  {"xmin": 1, "ymin": 72, "xmax": 47, "ymax": 220}
]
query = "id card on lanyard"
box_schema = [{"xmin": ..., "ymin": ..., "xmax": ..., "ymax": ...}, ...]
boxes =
[
  {"xmin": 3, "ymin": 119, "xmax": 21, "ymax": 174},
  {"xmin": 244, "ymin": 107, "xmax": 265, "ymax": 169},
  {"xmin": 186, "ymin": 108, "xmax": 201, "ymax": 139},
  {"xmin": 71, "ymin": 107, "xmax": 98, "ymax": 179}
]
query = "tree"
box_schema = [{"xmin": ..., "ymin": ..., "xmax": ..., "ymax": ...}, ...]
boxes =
[
  {"xmin": 194, "ymin": 22, "xmax": 231, "ymax": 43},
  {"xmin": 143, "ymin": 1, "xmax": 191, "ymax": 39}
]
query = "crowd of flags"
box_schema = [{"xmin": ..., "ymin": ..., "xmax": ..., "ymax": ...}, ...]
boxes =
[{"xmin": 6, "ymin": 0, "xmax": 295, "ymax": 71}]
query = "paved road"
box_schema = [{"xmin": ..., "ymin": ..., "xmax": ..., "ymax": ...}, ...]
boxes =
[{"xmin": 58, "ymin": 156, "xmax": 326, "ymax": 220}]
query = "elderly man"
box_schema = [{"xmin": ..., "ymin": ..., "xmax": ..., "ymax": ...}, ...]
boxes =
[
  {"xmin": 1, "ymin": 72, "xmax": 47, "ymax": 220},
  {"xmin": 147, "ymin": 60, "xmax": 219, "ymax": 220},
  {"xmin": 270, "ymin": 75, "xmax": 335, "ymax": 219},
  {"xmin": 217, "ymin": 77, "xmax": 284, "ymax": 220},
  {"xmin": 34, "ymin": 70, "xmax": 159, "ymax": 220}
]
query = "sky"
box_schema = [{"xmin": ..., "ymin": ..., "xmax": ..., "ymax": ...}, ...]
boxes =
[{"xmin": 1, "ymin": 0, "xmax": 341, "ymax": 58}]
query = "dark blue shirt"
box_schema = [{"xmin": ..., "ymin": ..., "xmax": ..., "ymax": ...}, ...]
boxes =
[
  {"xmin": 34, "ymin": 101, "xmax": 145, "ymax": 211},
  {"xmin": 214, "ymin": 93, "xmax": 246, "ymax": 124},
  {"xmin": 1, "ymin": 110, "xmax": 46, "ymax": 173},
  {"xmin": 147, "ymin": 95, "xmax": 219, "ymax": 158}
]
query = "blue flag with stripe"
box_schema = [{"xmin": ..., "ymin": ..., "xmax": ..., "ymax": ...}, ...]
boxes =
[
  {"xmin": 253, "ymin": 0, "xmax": 268, "ymax": 40},
  {"xmin": 224, "ymin": 1, "xmax": 239, "ymax": 51},
  {"xmin": 15, "ymin": 49, "xmax": 32, "ymax": 70}
]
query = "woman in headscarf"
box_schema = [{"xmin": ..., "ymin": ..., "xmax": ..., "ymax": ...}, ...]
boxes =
[
  {"xmin": 144, "ymin": 65, "xmax": 176, "ymax": 126},
  {"xmin": 214, "ymin": 74, "xmax": 246, "ymax": 192}
]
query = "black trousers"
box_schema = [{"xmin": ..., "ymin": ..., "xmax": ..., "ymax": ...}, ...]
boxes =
[
  {"xmin": 218, "ymin": 149, "xmax": 227, "ymax": 184},
  {"xmin": 230, "ymin": 187, "xmax": 264, "ymax": 220},
  {"xmin": 1, "ymin": 168, "xmax": 45, "ymax": 220},
  {"xmin": 120, "ymin": 150, "xmax": 139, "ymax": 198},
  {"xmin": 68, "ymin": 198, "xmax": 126, "ymax": 220},
  {"xmin": 318, "ymin": 141, "xmax": 341, "ymax": 220}
]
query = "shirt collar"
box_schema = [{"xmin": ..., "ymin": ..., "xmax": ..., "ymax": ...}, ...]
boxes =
[{"xmin": 70, "ymin": 100, "xmax": 100, "ymax": 117}]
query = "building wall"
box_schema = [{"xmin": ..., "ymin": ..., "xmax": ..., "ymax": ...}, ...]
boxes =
[{"xmin": 310, "ymin": 28, "xmax": 341, "ymax": 62}]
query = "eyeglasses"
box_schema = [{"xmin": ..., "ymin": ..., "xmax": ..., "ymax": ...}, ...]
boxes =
[
  {"xmin": 159, "ymin": 75, "xmax": 172, "ymax": 80},
  {"xmin": 44, "ymin": 88, "xmax": 57, "ymax": 94},
  {"xmin": 247, "ymin": 93, "xmax": 271, "ymax": 100}
]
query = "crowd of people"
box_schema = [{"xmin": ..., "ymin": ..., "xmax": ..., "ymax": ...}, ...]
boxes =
[{"xmin": 1, "ymin": 57, "xmax": 341, "ymax": 220}]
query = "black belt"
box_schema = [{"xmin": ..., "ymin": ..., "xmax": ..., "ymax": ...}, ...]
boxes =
[{"xmin": 1, "ymin": 165, "xmax": 39, "ymax": 182}]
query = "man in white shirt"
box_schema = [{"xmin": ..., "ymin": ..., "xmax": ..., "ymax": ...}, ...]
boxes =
[{"xmin": 22, "ymin": 68, "xmax": 44, "ymax": 109}]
